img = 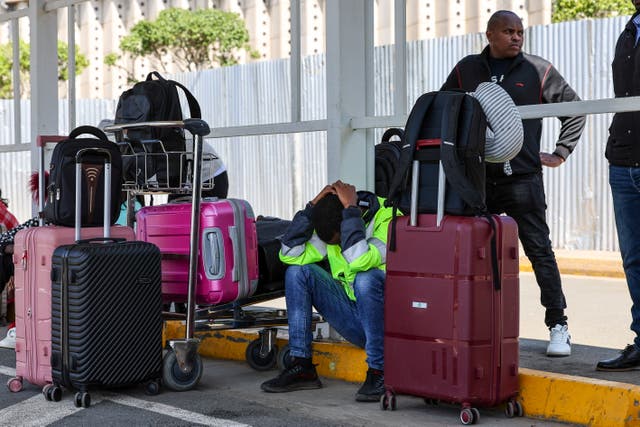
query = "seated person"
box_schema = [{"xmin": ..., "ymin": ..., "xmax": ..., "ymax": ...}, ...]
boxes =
[{"xmin": 260, "ymin": 180, "xmax": 393, "ymax": 402}]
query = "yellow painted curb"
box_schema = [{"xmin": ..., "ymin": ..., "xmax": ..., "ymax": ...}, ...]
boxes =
[
  {"xmin": 163, "ymin": 322, "xmax": 368, "ymax": 382},
  {"xmin": 520, "ymin": 256, "xmax": 625, "ymax": 279},
  {"xmin": 165, "ymin": 322, "xmax": 640, "ymax": 426},
  {"xmin": 519, "ymin": 367, "xmax": 640, "ymax": 426}
]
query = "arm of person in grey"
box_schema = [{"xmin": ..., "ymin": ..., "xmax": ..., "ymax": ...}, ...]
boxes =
[{"xmin": 540, "ymin": 65, "xmax": 586, "ymax": 167}]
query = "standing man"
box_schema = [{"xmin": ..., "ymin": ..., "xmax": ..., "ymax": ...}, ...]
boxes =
[
  {"xmin": 597, "ymin": 0, "xmax": 640, "ymax": 372},
  {"xmin": 441, "ymin": 10, "xmax": 586, "ymax": 357}
]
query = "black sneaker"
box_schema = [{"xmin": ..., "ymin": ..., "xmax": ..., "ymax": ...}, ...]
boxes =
[
  {"xmin": 355, "ymin": 368, "xmax": 384, "ymax": 402},
  {"xmin": 261, "ymin": 362, "xmax": 322, "ymax": 393}
]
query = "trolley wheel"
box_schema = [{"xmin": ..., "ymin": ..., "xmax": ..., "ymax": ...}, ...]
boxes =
[
  {"xmin": 276, "ymin": 344, "xmax": 293, "ymax": 371},
  {"xmin": 7, "ymin": 377, "xmax": 22, "ymax": 393},
  {"xmin": 380, "ymin": 390, "xmax": 394, "ymax": 410},
  {"xmin": 505, "ymin": 401, "xmax": 516, "ymax": 418},
  {"xmin": 162, "ymin": 349, "xmax": 203, "ymax": 391},
  {"xmin": 459, "ymin": 407, "xmax": 476, "ymax": 425},
  {"xmin": 245, "ymin": 339, "xmax": 278, "ymax": 371},
  {"xmin": 145, "ymin": 379, "xmax": 161, "ymax": 396},
  {"xmin": 514, "ymin": 401, "xmax": 524, "ymax": 417},
  {"xmin": 74, "ymin": 392, "xmax": 91, "ymax": 408}
]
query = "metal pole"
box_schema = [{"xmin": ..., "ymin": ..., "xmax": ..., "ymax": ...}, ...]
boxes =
[{"xmin": 186, "ymin": 134, "xmax": 203, "ymax": 340}]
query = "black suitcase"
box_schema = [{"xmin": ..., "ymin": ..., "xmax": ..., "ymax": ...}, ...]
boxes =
[{"xmin": 49, "ymin": 148, "xmax": 162, "ymax": 408}]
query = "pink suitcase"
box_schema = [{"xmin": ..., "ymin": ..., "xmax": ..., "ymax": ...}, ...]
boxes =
[
  {"xmin": 10, "ymin": 225, "xmax": 134, "ymax": 393},
  {"xmin": 135, "ymin": 198, "xmax": 259, "ymax": 305}
]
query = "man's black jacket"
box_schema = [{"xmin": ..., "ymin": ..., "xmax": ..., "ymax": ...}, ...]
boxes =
[
  {"xmin": 607, "ymin": 12, "xmax": 640, "ymax": 167},
  {"xmin": 441, "ymin": 46, "xmax": 586, "ymax": 180}
]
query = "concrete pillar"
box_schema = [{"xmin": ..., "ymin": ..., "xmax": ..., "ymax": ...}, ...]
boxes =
[
  {"xmin": 29, "ymin": 0, "xmax": 58, "ymax": 169},
  {"xmin": 325, "ymin": 0, "xmax": 371, "ymax": 189}
]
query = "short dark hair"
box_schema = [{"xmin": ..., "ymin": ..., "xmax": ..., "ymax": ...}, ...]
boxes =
[
  {"xmin": 311, "ymin": 193, "xmax": 343, "ymax": 243},
  {"xmin": 486, "ymin": 10, "xmax": 520, "ymax": 31}
]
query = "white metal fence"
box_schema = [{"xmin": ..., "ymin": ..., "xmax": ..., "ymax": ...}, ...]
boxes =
[{"xmin": 0, "ymin": 16, "xmax": 630, "ymax": 251}]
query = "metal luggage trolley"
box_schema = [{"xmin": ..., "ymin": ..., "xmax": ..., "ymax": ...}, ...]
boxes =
[{"xmin": 104, "ymin": 119, "xmax": 321, "ymax": 391}]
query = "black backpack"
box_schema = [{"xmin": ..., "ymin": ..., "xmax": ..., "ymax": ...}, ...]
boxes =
[
  {"xmin": 375, "ymin": 128, "xmax": 405, "ymax": 198},
  {"xmin": 114, "ymin": 71, "xmax": 201, "ymax": 188},
  {"xmin": 43, "ymin": 126, "xmax": 122, "ymax": 227},
  {"xmin": 386, "ymin": 90, "xmax": 488, "ymax": 217}
]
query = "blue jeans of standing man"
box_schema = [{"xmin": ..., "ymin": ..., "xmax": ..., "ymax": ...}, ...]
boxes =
[
  {"xmin": 610, "ymin": 165, "xmax": 640, "ymax": 349},
  {"xmin": 284, "ymin": 264, "xmax": 385, "ymax": 371}
]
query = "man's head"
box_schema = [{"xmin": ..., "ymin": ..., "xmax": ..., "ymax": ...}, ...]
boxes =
[
  {"xmin": 486, "ymin": 10, "xmax": 524, "ymax": 59},
  {"xmin": 633, "ymin": 0, "xmax": 640, "ymax": 13},
  {"xmin": 311, "ymin": 193, "xmax": 343, "ymax": 245}
]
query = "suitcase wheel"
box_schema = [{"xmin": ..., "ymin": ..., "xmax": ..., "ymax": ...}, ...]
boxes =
[
  {"xmin": 504, "ymin": 400, "xmax": 523, "ymax": 418},
  {"xmin": 144, "ymin": 379, "xmax": 161, "ymax": 396},
  {"xmin": 7, "ymin": 377, "xmax": 23, "ymax": 393},
  {"xmin": 42, "ymin": 384, "xmax": 62, "ymax": 402},
  {"xmin": 459, "ymin": 407, "xmax": 479, "ymax": 425},
  {"xmin": 379, "ymin": 391, "xmax": 397, "ymax": 411},
  {"xmin": 162, "ymin": 349, "xmax": 203, "ymax": 392},
  {"xmin": 73, "ymin": 392, "xmax": 91, "ymax": 408},
  {"xmin": 245, "ymin": 338, "xmax": 278, "ymax": 371}
]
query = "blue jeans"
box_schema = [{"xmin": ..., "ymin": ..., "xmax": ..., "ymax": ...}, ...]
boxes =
[
  {"xmin": 284, "ymin": 264, "xmax": 385, "ymax": 371},
  {"xmin": 610, "ymin": 165, "xmax": 640, "ymax": 349},
  {"xmin": 487, "ymin": 172, "xmax": 567, "ymax": 327}
]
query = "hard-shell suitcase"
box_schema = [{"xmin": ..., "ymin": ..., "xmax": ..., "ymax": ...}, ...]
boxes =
[
  {"xmin": 48, "ymin": 148, "xmax": 162, "ymax": 406},
  {"xmin": 382, "ymin": 151, "xmax": 521, "ymax": 423},
  {"xmin": 135, "ymin": 198, "xmax": 259, "ymax": 305},
  {"xmin": 8, "ymin": 136, "xmax": 135, "ymax": 395}
]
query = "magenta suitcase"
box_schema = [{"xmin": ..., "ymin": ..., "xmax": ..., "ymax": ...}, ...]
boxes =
[
  {"xmin": 9, "ymin": 225, "xmax": 135, "ymax": 393},
  {"xmin": 382, "ymin": 142, "xmax": 521, "ymax": 423},
  {"xmin": 135, "ymin": 198, "xmax": 259, "ymax": 305}
]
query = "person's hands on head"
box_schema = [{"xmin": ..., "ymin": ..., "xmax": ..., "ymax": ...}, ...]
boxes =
[
  {"xmin": 332, "ymin": 180, "xmax": 358, "ymax": 208},
  {"xmin": 540, "ymin": 152, "xmax": 565, "ymax": 168},
  {"xmin": 311, "ymin": 185, "xmax": 336, "ymax": 206}
]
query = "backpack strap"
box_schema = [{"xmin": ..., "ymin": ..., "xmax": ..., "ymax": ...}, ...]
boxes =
[
  {"xmin": 439, "ymin": 93, "xmax": 487, "ymax": 213},
  {"xmin": 170, "ymin": 79, "xmax": 202, "ymax": 119},
  {"xmin": 146, "ymin": 71, "xmax": 202, "ymax": 119}
]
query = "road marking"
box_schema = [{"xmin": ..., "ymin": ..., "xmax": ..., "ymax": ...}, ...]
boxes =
[
  {"xmin": 0, "ymin": 393, "xmax": 104, "ymax": 427},
  {"xmin": 0, "ymin": 365, "xmax": 248, "ymax": 426},
  {"xmin": 0, "ymin": 365, "xmax": 16, "ymax": 377},
  {"xmin": 103, "ymin": 393, "xmax": 251, "ymax": 427}
]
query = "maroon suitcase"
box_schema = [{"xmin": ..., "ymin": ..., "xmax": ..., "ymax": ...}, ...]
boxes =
[{"xmin": 382, "ymin": 154, "xmax": 521, "ymax": 423}]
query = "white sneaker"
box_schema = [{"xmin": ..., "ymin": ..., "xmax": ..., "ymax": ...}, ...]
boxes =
[
  {"xmin": 546, "ymin": 324, "xmax": 571, "ymax": 357},
  {"xmin": 0, "ymin": 327, "xmax": 16, "ymax": 349}
]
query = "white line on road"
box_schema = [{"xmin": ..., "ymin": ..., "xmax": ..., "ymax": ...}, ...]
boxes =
[
  {"xmin": 0, "ymin": 365, "xmax": 16, "ymax": 377},
  {"xmin": 0, "ymin": 393, "xmax": 104, "ymax": 427},
  {"xmin": 0, "ymin": 365, "xmax": 249, "ymax": 426},
  {"xmin": 103, "ymin": 393, "xmax": 251, "ymax": 427}
]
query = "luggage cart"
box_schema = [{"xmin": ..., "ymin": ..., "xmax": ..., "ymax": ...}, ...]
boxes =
[{"xmin": 104, "ymin": 119, "xmax": 322, "ymax": 390}]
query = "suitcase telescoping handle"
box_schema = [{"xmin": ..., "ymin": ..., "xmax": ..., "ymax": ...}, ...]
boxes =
[
  {"xmin": 74, "ymin": 148, "xmax": 112, "ymax": 242},
  {"xmin": 410, "ymin": 139, "xmax": 446, "ymax": 227}
]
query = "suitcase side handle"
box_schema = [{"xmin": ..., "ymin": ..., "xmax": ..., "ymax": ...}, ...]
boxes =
[{"xmin": 229, "ymin": 225, "xmax": 240, "ymax": 282}]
